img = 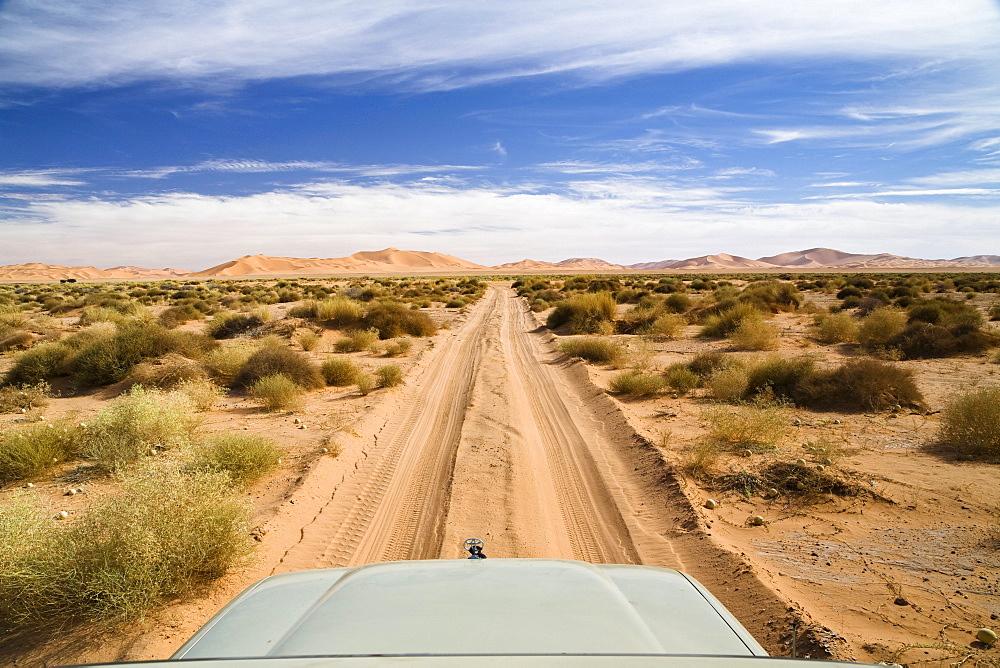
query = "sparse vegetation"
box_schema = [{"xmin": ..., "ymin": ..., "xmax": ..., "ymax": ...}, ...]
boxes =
[
  {"xmin": 85, "ymin": 386, "xmax": 199, "ymax": 471},
  {"xmin": 297, "ymin": 331, "xmax": 321, "ymax": 351},
  {"xmin": 813, "ymin": 312, "xmax": 858, "ymax": 344},
  {"xmin": 858, "ymin": 308, "xmax": 907, "ymax": 350},
  {"xmin": 334, "ymin": 328, "xmax": 380, "ymax": 353},
  {"xmin": 248, "ymin": 374, "xmax": 304, "ymax": 412},
  {"xmin": 939, "ymin": 386, "xmax": 1000, "ymax": 459},
  {"xmin": 608, "ymin": 371, "xmax": 666, "ymax": 397},
  {"xmin": 376, "ymin": 365, "xmax": 403, "ymax": 388},
  {"xmin": 560, "ymin": 337, "xmax": 624, "ymax": 364},
  {"xmin": 663, "ymin": 364, "xmax": 699, "ymax": 394},
  {"xmin": 361, "ymin": 302, "xmax": 437, "ymax": 339},
  {"xmin": 729, "ymin": 313, "xmax": 780, "ymax": 350},
  {"xmin": 0, "ymin": 463, "xmax": 251, "ymax": 630},
  {"xmin": 188, "ymin": 433, "xmax": 281, "ymax": 485},
  {"xmin": 236, "ymin": 341, "xmax": 324, "ymax": 389},
  {"xmin": 0, "ymin": 383, "xmax": 50, "ymax": 414},
  {"xmin": 0, "ymin": 419, "xmax": 84, "ymax": 483},
  {"xmin": 321, "ymin": 357, "xmax": 360, "ymax": 386},
  {"xmin": 382, "ymin": 338, "xmax": 413, "ymax": 357},
  {"xmin": 793, "ymin": 359, "xmax": 925, "ymax": 412},
  {"xmin": 702, "ymin": 400, "xmax": 786, "ymax": 450},
  {"xmin": 356, "ymin": 372, "xmax": 376, "ymax": 395},
  {"xmin": 547, "ymin": 293, "xmax": 616, "ymax": 334}
]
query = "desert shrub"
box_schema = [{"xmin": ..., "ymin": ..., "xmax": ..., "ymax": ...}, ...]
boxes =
[
  {"xmin": 664, "ymin": 364, "xmax": 699, "ymax": 394},
  {"xmin": 706, "ymin": 365, "xmax": 751, "ymax": 402},
  {"xmin": 738, "ymin": 280, "xmax": 802, "ymax": 312},
  {"xmin": 793, "ymin": 359, "xmax": 924, "ymax": 412},
  {"xmin": 205, "ymin": 311, "xmax": 266, "ymax": 339},
  {"xmin": 316, "ymin": 297, "xmax": 365, "ymax": 327},
  {"xmin": 236, "ymin": 343, "xmax": 324, "ymax": 389},
  {"xmin": 0, "ymin": 419, "xmax": 84, "ymax": 483},
  {"xmin": 699, "ymin": 302, "xmax": 761, "ymax": 338},
  {"xmin": 744, "ymin": 356, "xmax": 816, "ymax": 402},
  {"xmin": 202, "ymin": 342, "xmax": 257, "ymax": 387},
  {"xmin": 684, "ymin": 440, "xmax": 721, "ymax": 477},
  {"xmin": 159, "ymin": 304, "xmax": 205, "ymax": 329},
  {"xmin": 0, "ymin": 330, "xmax": 33, "ymax": 351},
  {"xmin": 559, "ymin": 337, "xmax": 624, "ymax": 364},
  {"xmin": 0, "ymin": 382, "xmax": 50, "ymax": 413},
  {"xmin": 126, "ymin": 353, "xmax": 208, "ymax": 389},
  {"xmin": 702, "ymin": 401, "xmax": 786, "ymax": 449},
  {"xmin": 85, "ymin": 386, "xmax": 199, "ymax": 471},
  {"xmin": 547, "ymin": 293, "xmax": 616, "ymax": 334},
  {"xmin": 360, "ymin": 302, "xmax": 436, "ymax": 339},
  {"xmin": 813, "ymin": 313, "xmax": 859, "ymax": 344},
  {"xmin": 608, "ymin": 371, "xmax": 666, "ymax": 397},
  {"xmin": 889, "ymin": 321, "xmax": 996, "ymax": 359},
  {"xmin": 664, "ymin": 293, "xmax": 693, "ymax": 313},
  {"xmin": 4, "ymin": 342, "xmax": 73, "ymax": 386},
  {"xmin": 729, "ymin": 314, "xmax": 779, "ymax": 351},
  {"xmin": 938, "ymin": 386, "xmax": 1000, "ymax": 458},
  {"xmin": 334, "ymin": 329, "xmax": 380, "ymax": 353},
  {"xmin": 322, "ymin": 357, "xmax": 360, "ymax": 386},
  {"xmin": 356, "ymin": 372, "xmax": 376, "ymax": 395},
  {"xmin": 248, "ymin": 374, "xmax": 304, "ymax": 411},
  {"xmin": 188, "ymin": 433, "xmax": 281, "ymax": 485},
  {"xmin": 643, "ymin": 313, "xmax": 684, "ymax": 339},
  {"xmin": 78, "ymin": 305, "xmax": 140, "ymax": 326},
  {"xmin": 69, "ymin": 322, "xmax": 214, "ymax": 387},
  {"xmin": 297, "ymin": 331, "xmax": 321, "ymax": 351},
  {"xmin": 0, "ymin": 463, "xmax": 251, "ymax": 629},
  {"xmin": 175, "ymin": 378, "xmax": 224, "ymax": 412},
  {"xmin": 989, "ymin": 303, "xmax": 1000, "ymax": 321},
  {"xmin": 376, "ymin": 365, "xmax": 403, "ymax": 388},
  {"xmin": 382, "ymin": 338, "xmax": 413, "ymax": 357},
  {"xmin": 857, "ymin": 308, "xmax": 907, "ymax": 349},
  {"xmin": 688, "ymin": 352, "xmax": 729, "ymax": 379}
]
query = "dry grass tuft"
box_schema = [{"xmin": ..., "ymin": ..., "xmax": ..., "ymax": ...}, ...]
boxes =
[
  {"xmin": 702, "ymin": 400, "xmax": 786, "ymax": 450},
  {"xmin": 0, "ymin": 382, "xmax": 50, "ymax": 414},
  {"xmin": 248, "ymin": 374, "xmax": 304, "ymax": 412},
  {"xmin": 188, "ymin": 433, "xmax": 281, "ymax": 485},
  {"xmin": 334, "ymin": 329, "xmax": 380, "ymax": 353},
  {"xmin": 939, "ymin": 386, "xmax": 1000, "ymax": 459},
  {"xmin": 322, "ymin": 357, "xmax": 360, "ymax": 386},
  {"xmin": 560, "ymin": 337, "xmax": 624, "ymax": 364},
  {"xmin": 376, "ymin": 365, "xmax": 403, "ymax": 388},
  {"xmin": 608, "ymin": 371, "xmax": 666, "ymax": 397},
  {"xmin": 0, "ymin": 419, "xmax": 84, "ymax": 484},
  {"xmin": 729, "ymin": 314, "xmax": 780, "ymax": 350}
]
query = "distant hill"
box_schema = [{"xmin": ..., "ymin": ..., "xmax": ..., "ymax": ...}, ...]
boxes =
[
  {"xmin": 189, "ymin": 248, "xmax": 485, "ymax": 277},
  {"xmin": 0, "ymin": 263, "xmax": 188, "ymax": 281}
]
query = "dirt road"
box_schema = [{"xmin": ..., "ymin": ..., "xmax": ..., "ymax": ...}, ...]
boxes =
[{"xmin": 275, "ymin": 286, "xmax": 642, "ymax": 568}]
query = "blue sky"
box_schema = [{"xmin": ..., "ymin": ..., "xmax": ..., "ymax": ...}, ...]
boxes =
[{"xmin": 1, "ymin": 1, "xmax": 998, "ymax": 270}]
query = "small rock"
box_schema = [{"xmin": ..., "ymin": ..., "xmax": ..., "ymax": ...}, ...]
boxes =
[
  {"xmin": 293, "ymin": 418, "xmax": 302, "ymax": 424},
  {"xmin": 56, "ymin": 510, "xmax": 69, "ymax": 519},
  {"xmin": 796, "ymin": 458, "xmax": 807, "ymax": 466},
  {"xmin": 766, "ymin": 487, "xmax": 779, "ymax": 498},
  {"xmin": 741, "ymin": 449, "xmax": 753, "ymax": 457},
  {"xmin": 748, "ymin": 515, "xmax": 766, "ymax": 526},
  {"xmin": 893, "ymin": 596, "xmax": 909, "ymax": 606},
  {"xmin": 816, "ymin": 464, "xmax": 825, "ymax": 472},
  {"xmin": 977, "ymin": 628, "xmax": 997, "ymax": 646},
  {"xmin": 704, "ymin": 499, "xmax": 718, "ymax": 510},
  {"xmin": 65, "ymin": 488, "xmax": 78, "ymax": 496}
]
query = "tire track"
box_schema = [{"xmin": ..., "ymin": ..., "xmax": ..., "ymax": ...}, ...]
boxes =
[{"xmin": 273, "ymin": 288, "xmax": 497, "ymax": 570}]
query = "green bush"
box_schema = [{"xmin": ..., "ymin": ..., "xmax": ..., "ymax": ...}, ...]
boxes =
[
  {"xmin": 889, "ymin": 321, "xmax": 996, "ymax": 359},
  {"xmin": 643, "ymin": 313, "xmax": 684, "ymax": 339},
  {"xmin": 4, "ymin": 342, "xmax": 73, "ymax": 386},
  {"xmin": 0, "ymin": 419, "xmax": 84, "ymax": 483},
  {"xmin": 608, "ymin": 371, "xmax": 666, "ymax": 397},
  {"xmin": 738, "ymin": 280, "xmax": 802, "ymax": 312},
  {"xmin": 745, "ymin": 356, "xmax": 816, "ymax": 402},
  {"xmin": 189, "ymin": 433, "xmax": 281, "ymax": 485},
  {"xmin": 356, "ymin": 372, "xmax": 376, "ymax": 396},
  {"xmin": 663, "ymin": 364, "xmax": 699, "ymax": 394},
  {"xmin": 360, "ymin": 302, "xmax": 437, "ymax": 339},
  {"xmin": 206, "ymin": 311, "xmax": 266, "ymax": 339},
  {"xmin": 858, "ymin": 308, "xmax": 907, "ymax": 349},
  {"xmin": 85, "ymin": 386, "xmax": 199, "ymax": 471},
  {"xmin": 322, "ymin": 357, "xmax": 360, "ymax": 386},
  {"xmin": 793, "ymin": 359, "xmax": 924, "ymax": 412},
  {"xmin": 699, "ymin": 302, "xmax": 760, "ymax": 338},
  {"xmin": 687, "ymin": 351, "xmax": 729, "ymax": 379},
  {"xmin": 559, "ymin": 337, "xmax": 624, "ymax": 364},
  {"xmin": 706, "ymin": 365, "xmax": 750, "ymax": 402},
  {"xmin": 382, "ymin": 338, "xmax": 413, "ymax": 357},
  {"xmin": 237, "ymin": 342, "xmax": 324, "ymax": 389},
  {"xmin": 0, "ymin": 463, "xmax": 251, "ymax": 630},
  {"xmin": 376, "ymin": 365, "xmax": 403, "ymax": 388},
  {"xmin": 248, "ymin": 374, "xmax": 304, "ymax": 411},
  {"xmin": 547, "ymin": 293, "xmax": 616, "ymax": 334},
  {"xmin": 813, "ymin": 312, "xmax": 859, "ymax": 344},
  {"xmin": 316, "ymin": 297, "xmax": 364, "ymax": 327},
  {"xmin": 729, "ymin": 314, "xmax": 779, "ymax": 351},
  {"xmin": 334, "ymin": 328, "xmax": 380, "ymax": 353},
  {"xmin": 203, "ymin": 342, "xmax": 257, "ymax": 387},
  {"xmin": 939, "ymin": 386, "xmax": 1000, "ymax": 458}
]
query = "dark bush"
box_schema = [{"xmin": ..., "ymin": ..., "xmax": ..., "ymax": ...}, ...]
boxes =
[
  {"xmin": 236, "ymin": 343, "xmax": 324, "ymax": 389},
  {"xmin": 745, "ymin": 356, "xmax": 816, "ymax": 401},
  {"xmin": 546, "ymin": 293, "xmax": 616, "ymax": 334},
  {"xmin": 360, "ymin": 303, "xmax": 437, "ymax": 339},
  {"xmin": 206, "ymin": 312, "xmax": 266, "ymax": 339},
  {"xmin": 794, "ymin": 359, "xmax": 925, "ymax": 412}
]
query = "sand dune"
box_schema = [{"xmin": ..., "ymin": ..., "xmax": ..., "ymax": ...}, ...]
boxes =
[
  {"xmin": 190, "ymin": 248, "xmax": 485, "ymax": 277},
  {"xmin": 669, "ymin": 253, "xmax": 777, "ymax": 269},
  {"xmin": 0, "ymin": 263, "xmax": 188, "ymax": 281}
]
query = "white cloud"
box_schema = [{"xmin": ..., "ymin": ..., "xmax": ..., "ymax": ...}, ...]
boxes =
[
  {"xmin": 3, "ymin": 179, "xmax": 997, "ymax": 268},
  {"xmin": 910, "ymin": 168, "xmax": 1000, "ymax": 187},
  {"xmin": 0, "ymin": 1, "xmax": 996, "ymax": 91},
  {"xmin": 0, "ymin": 169, "xmax": 86, "ymax": 187}
]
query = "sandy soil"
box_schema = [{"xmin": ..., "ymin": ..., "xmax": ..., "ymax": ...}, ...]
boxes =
[{"xmin": 4, "ymin": 285, "xmax": 999, "ymax": 666}]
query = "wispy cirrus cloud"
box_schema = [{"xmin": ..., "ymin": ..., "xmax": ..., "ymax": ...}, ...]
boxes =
[
  {"xmin": 0, "ymin": 169, "xmax": 87, "ymax": 187},
  {"xmin": 121, "ymin": 159, "xmax": 483, "ymax": 179},
  {"xmin": 1, "ymin": 1, "xmax": 995, "ymax": 92}
]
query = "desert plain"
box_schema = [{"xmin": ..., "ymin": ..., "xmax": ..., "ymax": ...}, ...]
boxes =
[{"xmin": 0, "ymin": 251, "xmax": 998, "ymax": 667}]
